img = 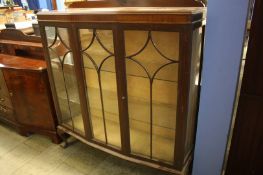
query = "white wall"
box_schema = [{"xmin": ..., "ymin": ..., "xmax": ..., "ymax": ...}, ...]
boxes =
[{"xmin": 192, "ymin": 0, "xmax": 250, "ymax": 175}]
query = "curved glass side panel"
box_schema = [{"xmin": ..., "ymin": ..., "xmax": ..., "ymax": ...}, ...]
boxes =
[
  {"xmin": 185, "ymin": 27, "xmax": 202, "ymax": 156},
  {"xmin": 45, "ymin": 26, "xmax": 85, "ymax": 135}
]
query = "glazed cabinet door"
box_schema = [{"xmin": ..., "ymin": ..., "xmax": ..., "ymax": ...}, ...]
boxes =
[
  {"xmin": 78, "ymin": 28, "xmax": 121, "ymax": 149},
  {"xmin": 43, "ymin": 26, "xmax": 86, "ymax": 135},
  {"xmin": 124, "ymin": 30, "xmax": 179, "ymax": 164}
]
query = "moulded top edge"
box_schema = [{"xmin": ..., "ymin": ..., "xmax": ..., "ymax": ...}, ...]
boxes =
[
  {"xmin": 37, "ymin": 7, "xmax": 206, "ymax": 16},
  {"xmin": 37, "ymin": 7, "xmax": 206, "ymax": 24},
  {"xmin": 38, "ymin": 7, "xmax": 206, "ymax": 15}
]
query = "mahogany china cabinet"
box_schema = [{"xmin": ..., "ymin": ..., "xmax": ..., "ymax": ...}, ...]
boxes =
[{"xmin": 38, "ymin": 7, "xmax": 206, "ymax": 174}]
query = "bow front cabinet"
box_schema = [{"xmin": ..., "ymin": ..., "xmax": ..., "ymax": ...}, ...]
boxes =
[{"xmin": 38, "ymin": 7, "xmax": 205, "ymax": 174}]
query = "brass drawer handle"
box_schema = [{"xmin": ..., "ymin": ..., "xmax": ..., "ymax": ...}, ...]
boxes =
[{"xmin": 0, "ymin": 98, "xmax": 5, "ymax": 102}]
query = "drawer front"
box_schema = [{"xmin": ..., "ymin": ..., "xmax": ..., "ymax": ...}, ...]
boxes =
[
  {"xmin": 0, "ymin": 70, "xmax": 9, "ymax": 96},
  {"xmin": 0, "ymin": 96, "xmax": 12, "ymax": 109}
]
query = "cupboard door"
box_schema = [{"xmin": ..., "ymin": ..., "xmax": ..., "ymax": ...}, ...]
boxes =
[
  {"xmin": 124, "ymin": 30, "xmax": 179, "ymax": 164},
  {"xmin": 3, "ymin": 69, "xmax": 56, "ymax": 130},
  {"xmin": 44, "ymin": 27, "xmax": 85, "ymax": 135},
  {"xmin": 79, "ymin": 29, "xmax": 121, "ymax": 149}
]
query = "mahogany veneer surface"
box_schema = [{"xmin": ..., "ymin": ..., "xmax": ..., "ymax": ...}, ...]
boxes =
[
  {"xmin": 0, "ymin": 54, "xmax": 45, "ymax": 70},
  {"xmin": 38, "ymin": 7, "xmax": 206, "ymax": 24},
  {"xmin": 0, "ymin": 54, "xmax": 59, "ymax": 143}
]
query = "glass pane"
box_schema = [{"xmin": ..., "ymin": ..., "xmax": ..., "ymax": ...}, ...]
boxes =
[
  {"xmin": 152, "ymin": 80, "xmax": 177, "ymax": 163},
  {"xmin": 45, "ymin": 26, "xmax": 56, "ymax": 47},
  {"xmin": 80, "ymin": 29, "xmax": 121, "ymax": 148},
  {"xmin": 57, "ymin": 28, "xmax": 71, "ymax": 49},
  {"xmin": 127, "ymin": 70, "xmax": 151, "ymax": 158},
  {"xmin": 125, "ymin": 30, "xmax": 179, "ymax": 163},
  {"xmin": 84, "ymin": 65, "xmax": 106, "ymax": 143},
  {"xmin": 101, "ymin": 64, "xmax": 121, "ymax": 148},
  {"xmin": 151, "ymin": 31, "xmax": 179, "ymax": 60},
  {"xmin": 45, "ymin": 26, "xmax": 85, "ymax": 135}
]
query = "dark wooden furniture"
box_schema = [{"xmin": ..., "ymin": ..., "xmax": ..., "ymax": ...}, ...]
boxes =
[
  {"xmin": 38, "ymin": 7, "xmax": 206, "ymax": 174},
  {"xmin": 52, "ymin": 0, "xmax": 58, "ymax": 10},
  {"xmin": 66, "ymin": 0, "xmax": 204, "ymax": 8},
  {"xmin": 0, "ymin": 54, "xmax": 60, "ymax": 143},
  {"xmin": 0, "ymin": 67, "xmax": 14, "ymax": 125},
  {"xmin": 0, "ymin": 29, "xmax": 44, "ymax": 59},
  {"xmin": 226, "ymin": 0, "xmax": 263, "ymax": 174}
]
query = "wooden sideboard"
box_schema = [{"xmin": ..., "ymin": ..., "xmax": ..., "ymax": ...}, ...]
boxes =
[
  {"xmin": 0, "ymin": 29, "xmax": 43, "ymax": 59},
  {"xmin": 38, "ymin": 7, "xmax": 206, "ymax": 174},
  {"xmin": 0, "ymin": 69, "xmax": 14, "ymax": 123},
  {"xmin": 0, "ymin": 54, "xmax": 60, "ymax": 143}
]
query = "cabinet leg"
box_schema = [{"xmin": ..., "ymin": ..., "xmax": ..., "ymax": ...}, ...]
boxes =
[
  {"xmin": 57, "ymin": 130, "xmax": 70, "ymax": 148},
  {"xmin": 51, "ymin": 134, "xmax": 62, "ymax": 144}
]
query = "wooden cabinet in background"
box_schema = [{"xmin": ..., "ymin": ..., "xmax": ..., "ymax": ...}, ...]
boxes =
[
  {"xmin": 38, "ymin": 7, "xmax": 206, "ymax": 174},
  {"xmin": 0, "ymin": 54, "xmax": 60, "ymax": 143},
  {"xmin": 0, "ymin": 29, "xmax": 44, "ymax": 59}
]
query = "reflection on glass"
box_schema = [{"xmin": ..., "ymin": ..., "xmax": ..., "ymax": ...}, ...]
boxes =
[
  {"xmin": 45, "ymin": 26, "xmax": 85, "ymax": 135},
  {"xmin": 80, "ymin": 29, "xmax": 121, "ymax": 148},
  {"xmin": 185, "ymin": 28, "xmax": 202, "ymax": 155},
  {"xmin": 125, "ymin": 30, "xmax": 179, "ymax": 164}
]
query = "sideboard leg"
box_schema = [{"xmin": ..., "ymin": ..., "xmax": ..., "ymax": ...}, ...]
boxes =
[{"xmin": 51, "ymin": 134, "xmax": 62, "ymax": 144}]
